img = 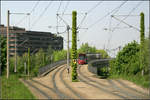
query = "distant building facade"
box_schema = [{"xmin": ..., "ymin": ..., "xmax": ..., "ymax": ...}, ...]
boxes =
[{"xmin": 0, "ymin": 24, "xmax": 63, "ymax": 56}]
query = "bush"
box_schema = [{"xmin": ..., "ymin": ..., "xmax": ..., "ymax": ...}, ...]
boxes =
[
  {"xmin": 0, "ymin": 36, "xmax": 7, "ymax": 75},
  {"xmin": 53, "ymin": 50, "xmax": 67, "ymax": 62},
  {"xmin": 98, "ymin": 66, "xmax": 109, "ymax": 78},
  {"xmin": 110, "ymin": 40, "xmax": 140, "ymax": 75}
]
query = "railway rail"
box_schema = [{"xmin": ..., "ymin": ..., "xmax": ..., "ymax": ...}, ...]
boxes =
[{"xmin": 21, "ymin": 60, "xmax": 150, "ymax": 99}]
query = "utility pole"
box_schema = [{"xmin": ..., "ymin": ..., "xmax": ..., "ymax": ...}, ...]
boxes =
[
  {"xmin": 9, "ymin": 12, "xmax": 30, "ymax": 73},
  {"xmin": 28, "ymin": 48, "xmax": 30, "ymax": 77},
  {"xmin": 7, "ymin": 10, "xmax": 10, "ymax": 79},
  {"xmin": 14, "ymin": 33, "xmax": 17, "ymax": 72},
  {"xmin": 57, "ymin": 14, "xmax": 71, "ymax": 73},
  {"xmin": 67, "ymin": 25, "xmax": 70, "ymax": 73}
]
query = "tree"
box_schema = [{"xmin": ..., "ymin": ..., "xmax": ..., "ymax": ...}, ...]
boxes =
[
  {"xmin": 110, "ymin": 41, "xmax": 140, "ymax": 75},
  {"xmin": 71, "ymin": 11, "xmax": 78, "ymax": 81},
  {"xmin": 53, "ymin": 50, "xmax": 67, "ymax": 62},
  {"xmin": 78, "ymin": 42, "xmax": 109, "ymax": 58},
  {"xmin": 78, "ymin": 43, "xmax": 96, "ymax": 54},
  {"xmin": 96, "ymin": 49, "xmax": 109, "ymax": 58},
  {"xmin": 0, "ymin": 36, "xmax": 7, "ymax": 75}
]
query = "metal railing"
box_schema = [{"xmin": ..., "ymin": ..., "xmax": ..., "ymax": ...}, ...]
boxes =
[{"xmin": 38, "ymin": 60, "xmax": 67, "ymax": 77}]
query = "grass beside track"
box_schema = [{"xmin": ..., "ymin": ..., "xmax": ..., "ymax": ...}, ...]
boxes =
[
  {"xmin": 108, "ymin": 74, "xmax": 150, "ymax": 89},
  {"xmin": 1, "ymin": 74, "xmax": 36, "ymax": 99}
]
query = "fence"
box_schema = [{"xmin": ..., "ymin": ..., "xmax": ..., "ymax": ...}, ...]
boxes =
[{"xmin": 38, "ymin": 60, "xmax": 67, "ymax": 77}]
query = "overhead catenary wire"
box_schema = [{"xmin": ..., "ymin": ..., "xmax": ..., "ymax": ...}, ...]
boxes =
[
  {"xmin": 112, "ymin": 1, "xmax": 143, "ymax": 32},
  {"xmin": 57, "ymin": 0, "xmax": 62, "ymax": 13},
  {"xmin": 79, "ymin": 1, "xmax": 127, "ymax": 44},
  {"xmin": 77, "ymin": 1, "xmax": 104, "ymax": 46},
  {"xmin": 56, "ymin": 0, "xmax": 63, "ymax": 34},
  {"xmin": 105, "ymin": 0, "xmax": 128, "ymax": 52},
  {"xmin": 111, "ymin": 15, "xmax": 140, "ymax": 32},
  {"xmin": 62, "ymin": 1, "xmax": 70, "ymax": 16},
  {"xmin": 87, "ymin": 0, "xmax": 103, "ymax": 14},
  {"xmin": 58, "ymin": 0, "xmax": 70, "ymax": 24},
  {"xmin": 78, "ymin": 1, "xmax": 103, "ymax": 28},
  {"xmin": 30, "ymin": 0, "xmax": 53, "ymax": 29},
  {"xmin": 15, "ymin": 0, "xmax": 40, "ymax": 26},
  {"xmin": 87, "ymin": 0, "xmax": 128, "ymax": 29},
  {"xmin": 106, "ymin": 16, "xmax": 112, "ymax": 51}
]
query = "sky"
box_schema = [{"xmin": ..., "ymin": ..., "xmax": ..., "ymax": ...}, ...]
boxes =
[{"xmin": 1, "ymin": 0, "xmax": 149, "ymax": 57}]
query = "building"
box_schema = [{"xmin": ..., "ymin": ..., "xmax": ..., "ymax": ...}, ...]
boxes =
[{"xmin": 0, "ymin": 24, "xmax": 63, "ymax": 56}]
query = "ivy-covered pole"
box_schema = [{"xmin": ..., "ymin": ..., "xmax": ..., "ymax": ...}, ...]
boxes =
[
  {"xmin": 140, "ymin": 12, "xmax": 145, "ymax": 75},
  {"xmin": 71, "ymin": 11, "xmax": 78, "ymax": 81},
  {"xmin": 140, "ymin": 12, "xmax": 145, "ymax": 45},
  {"xmin": 28, "ymin": 48, "xmax": 30, "ymax": 76}
]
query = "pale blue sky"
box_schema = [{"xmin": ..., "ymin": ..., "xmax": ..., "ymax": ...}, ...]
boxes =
[{"xmin": 1, "ymin": 1, "xmax": 149, "ymax": 57}]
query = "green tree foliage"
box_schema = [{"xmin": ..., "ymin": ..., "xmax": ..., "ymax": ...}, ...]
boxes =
[
  {"xmin": 109, "ymin": 39, "xmax": 149, "ymax": 88},
  {"xmin": 53, "ymin": 50, "xmax": 67, "ymax": 62},
  {"xmin": 141, "ymin": 38, "xmax": 150, "ymax": 74},
  {"xmin": 110, "ymin": 39, "xmax": 149, "ymax": 75},
  {"xmin": 71, "ymin": 10, "xmax": 78, "ymax": 81},
  {"xmin": 96, "ymin": 49, "xmax": 109, "ymax": 58},
  {"xmin": 0, "ymin": 36, "xmax": 7, "ymax": 75},
  {"xmin": 9, "ymin": 45, "xmax": 67, "ymax": 76},
  {"xmin": 78, "ymin": 42, "xmax": 109, "ymax": 58},
  {"xmin": 110, "ymin": 41, "xmax": 140, "ymax": 75},
  {"xmin": 45, "ymin": 45, "xmax": 53, "ymax": 65},
  {"xmin": 78, "ymin": 43, "xmax": 96, "ymax": 54}
]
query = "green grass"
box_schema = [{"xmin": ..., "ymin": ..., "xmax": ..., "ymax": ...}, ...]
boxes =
[
  {"xmin": 1, "ymin": 74, "xmax": 36, "ymax": 99},
  {"xmin": 108, "ymin": 74, "xmax": 150, "ymax": 89}
]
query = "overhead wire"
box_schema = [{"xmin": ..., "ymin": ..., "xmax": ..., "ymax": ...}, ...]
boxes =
[
  {"xmin": 112, "ymin": 1, "xmax": 143, "ymax": 32},
  {"xmin": 30, "ymin": 0, "xmax": 53, "ymax": 29},
  {"xmin": 87, "ymin": 0, "xmax": 104, "ymax": 14},
  {"xmin": 87, "ymin": 0, "xmax": 128, "ymax": 29},
  {"xmin": 56, "ymin": 1, "xmax": 63, "ymax": 34},
  {"xmin": 15, "ymin": 0, "xmax": 40, "ymax": 26},
  {"xmin": 78, "ymin": 1, "xmax": 103, "ymax": 28},
  {"xmin": 57, "ymin": 0, "xmax": 62, "ymax": 13},
  {"xmin": 58, "ymin": 1, "xmax": 70, "ymax": 24},
  {"xmin": 107, "ymin": 1, "xmax": 143, "ymax": 57},
  {"xmin": 105, "ymin": 0, "xmax": 127, "ymax": 53},
  {"xmin": 78, "ymin": 1, "xmax": 104, "ymax": 46},
  {"xmin": 79, "ymin": 1, "xmax": 127, "ymax": 55},
  {"xmin": 62, "ymin": 1, "xmax": 70, "ymax": 16},
  {"xmin": 57, "ymin": 1, "xmax": 70, "ymax": 35},
  {"xmin": 79, "ymin": 1, "xmax": 127, "ymax": 46}
]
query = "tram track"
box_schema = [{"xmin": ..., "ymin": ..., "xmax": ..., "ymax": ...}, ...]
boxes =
[
  {"xmin": 22, "ymin": 79, "xmax": 51, "ymax": 99},
  {"xmin": 59, "ymin": 67, "xmax": 83, "ymax": 99},
  {"xmin": 78, "ymin": 65, "xmax": 150, "ymax": 99},
  {"xmin": 51, "ymin": 65, "xmax": 71, "ymax": 99},
  {"xmin": 30, "ymin": 79, "xmax": 60, "ymax": 98},
  {"xmin": 21, "ymin": 63, "xmax": 149, "ymax": 99},
  {"xmin": 115, "ymin": 79, "xmax": 150, "ymax": 97},
  {"xmin": 78, "ymin": 65, "xmax": 127, "ymax": 99}
]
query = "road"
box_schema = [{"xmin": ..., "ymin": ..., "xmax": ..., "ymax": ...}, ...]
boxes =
[{"xmin": 21, "ymin": 64, "xmax": 150, "ymax": 99}]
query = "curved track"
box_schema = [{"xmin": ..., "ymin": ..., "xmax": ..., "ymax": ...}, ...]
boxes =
[
  {"xmin": 78, "ymin": 65, "xmax": 150, "ymax": 99},
  {"xmin": 21, "ymin": 64, "xmax": 150, "ymax": 99}
]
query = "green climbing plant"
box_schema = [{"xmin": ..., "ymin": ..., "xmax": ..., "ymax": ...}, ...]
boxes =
[{"xmin": 71, "ymin": 10, "xmax": 78, "ymax": 81}]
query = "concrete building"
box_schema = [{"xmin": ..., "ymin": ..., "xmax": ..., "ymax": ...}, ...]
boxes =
[{"xmin": 0, "ymin": 24, "xmax": 63, "ymax": 56}]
